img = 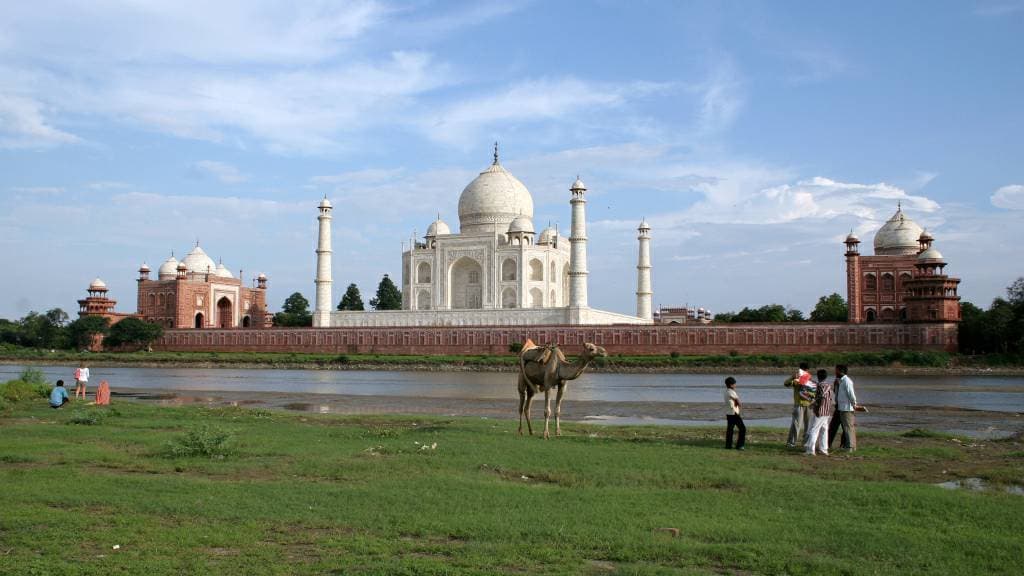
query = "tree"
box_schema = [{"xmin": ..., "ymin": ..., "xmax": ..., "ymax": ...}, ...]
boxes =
[
  {"xmin": 18, "ymin": 310, "xmax": 66, "ymax": 349},
  {"xmin": 274, "ymin": 292, "xmax": 312, "ymax": 327},
  {"xmin": 104, "ymin": 317, "xmax": 163, "ymax": 351},
  {"xmin": 1007, "ymin": 277, "xmax": 1024, "ymax": 306},
  {"xmin": 786, "ymin": 308, "xmax": 806, "ymax": 322},
  {"xmin": 66, "ymin": 315, "xmax": 110, "ymax": 350},
  {"xmin": 369, "ymin": 274, "xmax": 402, "ymax": 310},
  {"xmin": 337, "ymin": 283, "xmax": 365, "ymax": 311},
  {"xmin": 810, "ymin": 293, "xmax": 849, "ymax": 322}
]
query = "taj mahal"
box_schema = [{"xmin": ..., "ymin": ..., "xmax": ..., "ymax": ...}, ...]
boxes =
[{"xmin": 313, "ymin": 145, "xmax": 654, "ymax": 327}]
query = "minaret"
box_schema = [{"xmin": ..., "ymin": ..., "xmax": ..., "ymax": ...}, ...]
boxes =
[
  {"xmin": 844, "ymin": 231, "xmax": 862, "ymax": 323},
  {"xmin": 314, "ymin": 196, "xmax": 333, "ymax": 327},
  {"xmin": 568, "ymin": 176, "xmax": 589, "ymax": 316},
  {"xmin": 636, "ymin": 219, "xmax": 652, "ymax": 320}
]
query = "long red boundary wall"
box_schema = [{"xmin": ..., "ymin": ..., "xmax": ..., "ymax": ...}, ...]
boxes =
[{"xmin": 155, "ymin": 322, "xmax": 958, "ymax": 355}]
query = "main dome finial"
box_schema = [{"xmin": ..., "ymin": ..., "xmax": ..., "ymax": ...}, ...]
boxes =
[{"xmin": 493, "ymin": 141, "xmax": 499, "ymax": 165}]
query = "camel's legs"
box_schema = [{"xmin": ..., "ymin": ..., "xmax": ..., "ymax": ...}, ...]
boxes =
[
  {"xmin": 523, "ymin": 390, "xmax": 536, "ymax": 436},
  {"xmin": 554, "ymin": 384, "xmax": 565, "ymax": 436},
  {"xmin": 517, "ymin": 378, "xmax": 526, "ymax": 436},
  {"xmin": 543, "ymin": 388, "xmax": 553, "ymax": 440}
]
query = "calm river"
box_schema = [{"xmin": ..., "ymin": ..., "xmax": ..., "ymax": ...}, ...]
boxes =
[{"xmin": 3, "ymin": 365, "xmax": 1024, "ymax": 413}]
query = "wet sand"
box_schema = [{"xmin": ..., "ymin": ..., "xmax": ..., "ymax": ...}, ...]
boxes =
[{"xmin": 111, "ymin": 387, "xmax": 1024, "ymax": 439}]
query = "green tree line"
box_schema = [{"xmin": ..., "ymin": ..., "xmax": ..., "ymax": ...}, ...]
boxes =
[{"xmin": 0, "ymin": 309, "xmax": 163, "ymax": 351}]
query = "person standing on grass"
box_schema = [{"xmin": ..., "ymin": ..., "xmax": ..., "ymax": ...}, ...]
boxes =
[
  {"xmin": 50, "ymin": 379, "xmax": 70, "ymax": 409},
  {"xmin": 724, "ymin": 377, "xmax": 746, "ymax": 450},
  {"xmin": 805, "ymin": 369, "xmax": 835, "ymax": 455},
  {"xmin": 74, "ymin": 361, "xmax": 90, "ymax": 399},
  {"xmin": 830, "ymin": 364, "xmax": 858, "ymax": 452},
  {"xmin": 785, "ymin": 361, "xmax": 813, "ymax": 448}
]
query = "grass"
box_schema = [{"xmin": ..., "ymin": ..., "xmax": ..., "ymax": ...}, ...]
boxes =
[
  {"xmin": 2, "ymin": 345, "xmax": 1003, "ymax": 370},
  {"xmin": 2, "ymin": 400, "xmax": 1023, "ymax": 575}
]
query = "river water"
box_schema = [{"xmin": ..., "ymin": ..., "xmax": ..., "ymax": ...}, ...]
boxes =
[{"xmin": 3, "ymin": 365, "xmax": 1024, "ymax": 413}]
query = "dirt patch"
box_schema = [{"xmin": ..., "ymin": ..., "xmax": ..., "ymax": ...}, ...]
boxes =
[{"xmin": 478, "ymin": 463, "xmax": 576, "ymax": 487}]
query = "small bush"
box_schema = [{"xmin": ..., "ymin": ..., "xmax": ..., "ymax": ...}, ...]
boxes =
[
  {"xmin": 336, "ymin": 354, "xmax": 350, "ymax": 365},
  {"xmin": 19, "ymin": 367, "xmax": 47, "ymax": 385},
  {"xmin": 508, "ymin": 342, "xmax": 524, "ymax": 354},
  {"xmin": 0, "ymin": 379, "xmax": 50, "ymax": 402},
  {"xmin": 67, "ymin": 409, "xmax": 103, "ymax": 426},
  {"xmin": 166, "ymin": 425, "xmax": 235, "ymax": 459},
  {"xmin": 669, "ymin": 351, "xmax": 680, "ymax": 359}
]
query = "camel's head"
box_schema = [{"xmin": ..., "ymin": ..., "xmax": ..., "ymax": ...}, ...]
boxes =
[{"xmin": 583, "ymin": 342, "xmax": 607, "ymax": 359}]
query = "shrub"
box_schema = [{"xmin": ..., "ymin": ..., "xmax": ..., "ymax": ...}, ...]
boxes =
[
  {"xmin": 19, "ymin": 367, "xmax": 47, "ymax": 385},
  {"xmin": 0, "ymin": 379, "xmax": 50, "ymax": 402},
  {"xmin": 669, "ymin": 351, "xmax": 680, "ymax": 359},
  {"xmin": 166, "ymin": 425, "xmax": 235, "ymax": 459},
  {"xmin": 336, "ymin": 354, "xmax": 350, "ymax": 365},
  {"xmin": 67, "ymin": 409, "xmax": 103, "ymax": 425},
  {"xmin": 508, "ymin": 342, "xmax": 524, "ymax": 354}
]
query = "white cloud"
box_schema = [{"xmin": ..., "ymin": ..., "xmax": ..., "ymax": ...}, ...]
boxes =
[
  {"xmin": 421, "ymin": 78, "xmax": 673, "ymax": 144},
  {"xmin": 0, "ymin": 94, "xmax": 81, "ymax": 148},
  {"xmin": 991, "ymin": 184, "xmax": 1024, "ymax": 210},
  {"xmin": 193, "ymin": 161, "xmax": 249, "ymax": 184},
  {"xmin": 692, "ymin": 59, "xmax": 744, "ymax": 134},
  {"xmin": 10, "ymin": 186, "xmax": 65, "ymax": 195}
]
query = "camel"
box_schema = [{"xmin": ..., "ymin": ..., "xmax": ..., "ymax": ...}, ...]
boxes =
[{"xmin": 517, "ymin": 340, "xmax": 608, "ymax": 438}]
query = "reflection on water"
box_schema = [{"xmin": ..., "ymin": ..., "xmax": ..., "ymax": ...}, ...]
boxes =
[{"xmin": 2, "ymin": 364, "xmax": 1023, "ymax": 413}]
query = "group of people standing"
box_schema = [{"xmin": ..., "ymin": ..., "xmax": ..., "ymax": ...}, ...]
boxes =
[{"xmin": 723, "ymin": 363, "xmax": 861, "ymax": 454}]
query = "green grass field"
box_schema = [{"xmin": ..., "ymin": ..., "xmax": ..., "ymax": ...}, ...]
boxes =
[{"xmin": 2, "ymin": 400, "xmax": 1023, "ymax": 575}]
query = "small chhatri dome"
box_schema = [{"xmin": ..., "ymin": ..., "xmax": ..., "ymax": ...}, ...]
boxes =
[
  {"xmin": 571, "ymin": 176, "xmax": 587, "ymax": 191},
  {"xmin": 139, "ymin": 263, "xmax": 150, "ymax": 272},
  {"xmin": 176, "ymin": 262, "xmax": 187, "ymax": 271},
  {"xmin": 158, "ymin": 255, "xmax": 179, "ymax": 278},
  {"xmin": 458, "ymin": 146, "xmax": 534, "ymax": 235},
  {"xmin": 319, "ymin": 196, "xmax": 332, "ymax": 209},
  {"xmin": 89, "ymin": 278, "xmax": 107, "ymax": 291},
  {"xmin": 873, "ymin": 205, "xmax": 924, "ymax": 256},
  {"xmin": 426, "ymin": 216, "xmax": 450, "ymax": 237},
  {"xmin": 215, "ymin": 261, "xmax": 233, "ymax": 278},
  {"xmin": 182, "ymin": 244, "xmax": 217, "ymax": 274},
  {"xmin": 919, "ymin": 229, "xmax": 934, "ymax": 242},
  {"xmin": 257, "ymin": 272, "xmax": 267, "ymax": 280},
  {"xmin": 638, "ymin": 218, "xmax": 650, "ymax": 231},
  {"xmin": 917, "ymin": 247, "xmax": 945, "ymax": 261},
  {"xmin": 508, "ymin": 214, "xmax": 534, "ymax": 234},
  {"xmin": 845, "ymin": 230, "xmax": 860, "ymax": 243},
  {"xmin": 539, "ymin": 224, "xmax": 557, "ymax": 244}
]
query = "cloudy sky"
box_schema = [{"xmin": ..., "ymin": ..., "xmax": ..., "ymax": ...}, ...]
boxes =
[{"xmin": 2, "ymin": 1, "xmax": 1022, "ymax": 320}]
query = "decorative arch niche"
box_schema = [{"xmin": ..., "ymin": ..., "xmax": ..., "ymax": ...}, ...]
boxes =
[
  {"xmin": 501, "ymin": 258, "xmax": 517, "ymax": 282},
  {"xmin": 501, "ymin": 287, "xmax": 517, "ymax": 308},
  {"xmin": 529, "ymin": 259, "xmax": 543, "ymax": 281},
  {"xmin": 449, "ymin": 257, "xmax": 483, "ymax": 309},
  {"xmin": 529, "ymin": 287, "xmax": 543, "ymax": 308},
  {"xmin": 417, "ymin": 262, "xmax": 431, "ymax": 284}
]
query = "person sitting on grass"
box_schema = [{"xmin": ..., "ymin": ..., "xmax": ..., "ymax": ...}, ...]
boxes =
[
  {"xmin": 805, "ymin": 369, "xmax": 835, "ymax": 456},
  {"xmin": 50, "ymin": 379, "xmax": 70, "ymax": 409},
  {"xmin": 724, "ymin": 377, "xmax": 746, "ymax": 451}
]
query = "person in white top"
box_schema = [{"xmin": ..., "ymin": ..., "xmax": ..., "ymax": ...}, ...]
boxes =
[
  {"xmin": 829, "ymin": 364, "xmax": 859, "ymax": 452},
  {"xmin": 74, "ymin": 361, "xmax": 90, "ymax": 400},
  {"xmin": 724, "ymin": 377, "xmax": 745, "ymax": 450}
]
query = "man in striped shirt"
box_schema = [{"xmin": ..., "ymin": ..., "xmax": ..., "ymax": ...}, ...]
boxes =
[{"xmin": 804, "ymin": 369, "xmax": 835, "ymax": 455}]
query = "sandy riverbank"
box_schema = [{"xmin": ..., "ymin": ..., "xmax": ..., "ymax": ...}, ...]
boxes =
[{"xmin": 108, "ymin": 387, "xmax": 1024, "ymax": 439}]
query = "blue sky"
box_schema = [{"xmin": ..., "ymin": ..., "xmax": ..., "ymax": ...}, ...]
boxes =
[{"xmin": 1, "ymin": 0, "xmax": 1022, "ymax": 320}]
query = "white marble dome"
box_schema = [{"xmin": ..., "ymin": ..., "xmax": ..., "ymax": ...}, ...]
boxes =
[
  {"xmin": 458, "ymin": 156, "xmax": 534, "ymax": 235},
  {"xmin": 874, "ymin": 207, "xmax": 924, "ymax": 256},
  {"xmin": 539, "ymin": 225, "xmax": 557, "ymax": 244},
  {"xmin": 182, "ymin": 245, "xmax": 217, "ymax": 274},
  {"xmin": 158, "ymin": 255, "xmax": 179, "ymax": 279},
  {"xmin": 215, "ymin": 262, "xmax": 233, "ymax": 278},
  {"xmin": 426, "ymin": 217, "xmax": 451, "ymax": 237},
  {"xmin": 917, "ymin": 247, "xmax": 944, "ymax": 261},
  {"xmin": 508, "ymin": 214, "xmax": 534, "ymax": 234},
  {"xmin": 89, "ymin": 278, "xmax": 107, "ymax": 291}
]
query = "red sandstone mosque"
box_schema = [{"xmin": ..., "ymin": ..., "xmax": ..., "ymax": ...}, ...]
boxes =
[
  {"xmin": 78, "ymin": 244, "xmax": 270, "ymax": 329},
  {"xmin": 843, "ymin": 204, "xmax": 960, "ymax": 324}
]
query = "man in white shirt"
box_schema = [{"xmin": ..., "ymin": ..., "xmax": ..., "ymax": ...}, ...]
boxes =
[{"xmin": 831, "ymin": 364, "xmax": 858, "ymax": 451}]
